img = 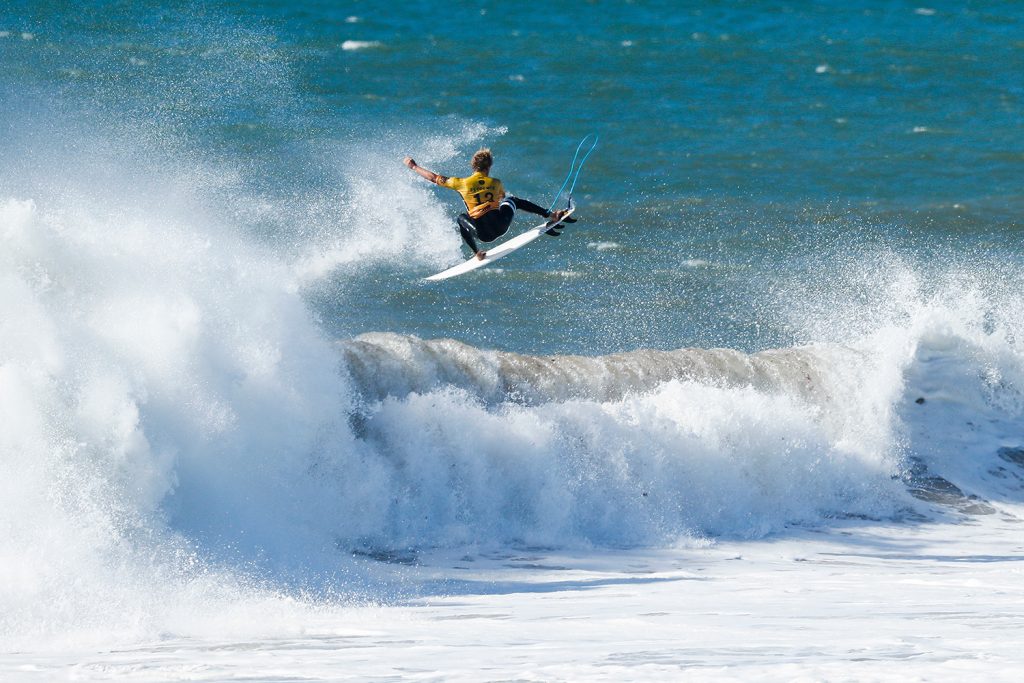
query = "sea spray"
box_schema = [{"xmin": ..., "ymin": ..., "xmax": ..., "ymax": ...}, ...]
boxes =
[
  {"xmin": 0, "ymin": 188, "xmax": 373, "ymax": 648},
  {"xmin": 292, "ymin": 121, "xmax": 509, "ymax": 280}
]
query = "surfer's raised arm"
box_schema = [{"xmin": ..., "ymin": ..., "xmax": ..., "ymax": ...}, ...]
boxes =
[{"xmin": 404, "ymin": 157, "xmax": 447, "ymax": 185}]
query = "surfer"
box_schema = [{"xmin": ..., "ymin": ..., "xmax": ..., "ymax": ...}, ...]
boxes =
[{"xmin": 404, "ymin": 148, "xmax": 574, "ymax": 260}]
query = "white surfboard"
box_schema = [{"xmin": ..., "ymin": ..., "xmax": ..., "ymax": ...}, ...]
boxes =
[{"xmin": 425, "ymin": 200, "xmax": 576, "ymax": 282}]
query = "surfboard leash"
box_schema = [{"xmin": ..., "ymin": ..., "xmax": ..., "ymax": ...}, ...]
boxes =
[{"xmin": 548, "ymin": 133, "xmax": 599, "ymax": 213}]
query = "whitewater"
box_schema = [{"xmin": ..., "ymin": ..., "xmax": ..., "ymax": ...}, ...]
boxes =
[
  {"xmin": 4, "ymin": 177, "xmax": 1024, "ymax": 678},
  {"xmin": 4, "ymin": 2, "xmax": 1024, "ymax": 680}
]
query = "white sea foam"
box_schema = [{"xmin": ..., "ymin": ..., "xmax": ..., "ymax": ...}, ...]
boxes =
[
  {"xmin": 0, "ymin": 181, "xmax": 377, "ymax": 649},
  {"xmin": 341, "ymin": 40, "xmax": 381, "ymax": 51}
]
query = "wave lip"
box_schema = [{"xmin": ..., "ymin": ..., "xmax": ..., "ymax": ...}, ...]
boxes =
[{"xmin": 341, "ymin": 332, "xmax": 851, "ymax": 407}]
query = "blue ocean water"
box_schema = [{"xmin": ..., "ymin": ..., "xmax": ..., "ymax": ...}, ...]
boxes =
[
  {"xmin": 2, "ymin": 0, "xmax": 1024, "ymax": 651},
  {"xmin": 6, "ymin": 1, "xmax": 1022, "ymax": 354}
]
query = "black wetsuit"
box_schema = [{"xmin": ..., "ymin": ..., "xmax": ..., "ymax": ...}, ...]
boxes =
[{"xmin": 457, "ymin": 196, "xmax": 550, "ymax": 254}]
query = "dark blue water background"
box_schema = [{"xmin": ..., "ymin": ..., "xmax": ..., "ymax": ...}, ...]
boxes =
[{"xmin": 3, "ymin": 1, "xmax": 1022, "ymax": 354}]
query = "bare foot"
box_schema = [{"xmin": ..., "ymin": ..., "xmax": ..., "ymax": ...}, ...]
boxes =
[{"xmin": 476, "ymin": 250, "xmax": 487, "ymax": 260}]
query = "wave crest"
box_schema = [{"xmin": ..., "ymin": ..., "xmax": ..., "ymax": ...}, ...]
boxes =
[{"xmin": 341, "ymin": 331, "xmax": 851, "ymax": 407}]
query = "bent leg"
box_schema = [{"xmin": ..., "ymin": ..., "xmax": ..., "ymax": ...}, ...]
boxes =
[
  {"xmin": 457, "ymin": 213, "xmax": 481, "ymax": 254},
  {"xmin": 474, "ymin": 204, "xmax": 515, "ymax": 242}
]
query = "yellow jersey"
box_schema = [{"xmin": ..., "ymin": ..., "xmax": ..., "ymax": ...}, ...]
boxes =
[{"xmin": 439, "ymin": 172, "xmax": 505, "ymax": 219}]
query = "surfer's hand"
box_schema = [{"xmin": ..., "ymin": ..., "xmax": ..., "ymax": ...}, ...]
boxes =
[
  {"xmin": 404, "ymin": 157, "xmax": 416, "ymax": 169},
  {"xmin": 476, "ymin": 251, "xmax": 487, "ymax": 260}
]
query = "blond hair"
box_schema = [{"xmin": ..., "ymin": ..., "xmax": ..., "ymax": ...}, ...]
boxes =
[{"xmin": 471, "ymin": 148, "xmax": 493, "ymax": 173}]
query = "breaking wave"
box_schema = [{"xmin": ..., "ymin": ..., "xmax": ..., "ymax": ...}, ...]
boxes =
[
  {"xmin": 4, "ymin": 74, "xmax": 1024, "ymax": 657},
  {"xmin": 5, "ymin": 176, "xmax": 1024, "ymax": 650}
]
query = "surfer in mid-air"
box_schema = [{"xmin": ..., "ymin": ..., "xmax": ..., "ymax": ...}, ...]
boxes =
[{"xmin": 404, "ymin": 148, "xmax": 574, "ymax": 260}]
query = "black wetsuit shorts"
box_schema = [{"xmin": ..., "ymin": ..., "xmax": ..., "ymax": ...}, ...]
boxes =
[{"xmin": 457, "ymin": 196, "xmax": 549, "ymax": 253}]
